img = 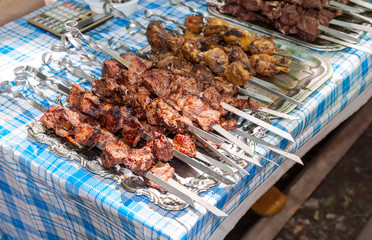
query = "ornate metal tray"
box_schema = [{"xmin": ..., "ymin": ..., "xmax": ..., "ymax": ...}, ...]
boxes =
[
  {"xmin": 207, "ymin": 4, "xmax": 370, "ymax": 51},
  {"xmin": 141, "ymin": 26, "xmax": 333, "ymax": 114},
  {"xmin": 27, "ymin": 120, "xmax": 249, "ymax": 211}
]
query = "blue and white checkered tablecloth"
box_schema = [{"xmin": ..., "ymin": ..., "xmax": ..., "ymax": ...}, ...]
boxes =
[{"xmin": 0, "ymin": 0, "xmax": 371, "ymax": 239}]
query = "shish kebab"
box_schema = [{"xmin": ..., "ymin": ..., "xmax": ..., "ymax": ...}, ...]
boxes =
[
  {"xmin": 31, "ymin": 63, "xmax": 284, "ymax": 173},
  {"xmin": 145, "ymin": 17, "xmax": 306, "ymax": 107},
  {"xmin": 144, "ymin": 19, "xmax": 300, "ymax": 136},
  {"xmin": 61, "ymin": 31, "xmax": 300, "ymax": 166},
  {"xmin": 15, "ymin": 64, "xmax": 246, "ymax": 178},
  {"xmin": 127, "ymin": 12, "xmax": 313, "ymax": 85},
  {"xmin": 60, "ymin": 21, "xmax": 300, "ymax": 163},
  {"xmin": 57, "ymin": 82, "xmax": 239, "ymax": 183},
  {"xmin": 38, "ymin": 56, "xmax": 257, "ymax": 175},
  {"xmin": 92, "ymin": 53, "xmax": 263, "ymax": 168},
  {"xmin": 0, "ymin": 80, "xmax": 228, "ymax": 217}
]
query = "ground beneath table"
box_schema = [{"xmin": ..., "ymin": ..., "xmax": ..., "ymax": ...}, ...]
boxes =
[{"xmin": 225, "ymin": 121, "xmax": 372, "ymax": 240}]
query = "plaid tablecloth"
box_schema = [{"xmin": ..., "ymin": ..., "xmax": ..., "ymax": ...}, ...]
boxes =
[{"xmin": 0, "ymin": 0, "xmax": 371, "ymax": 239}]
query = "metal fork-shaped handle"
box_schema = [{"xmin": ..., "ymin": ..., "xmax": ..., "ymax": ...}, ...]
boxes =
[{"xmin": 0, "ymin": 80, "xmax": 47, "ymax": 112}]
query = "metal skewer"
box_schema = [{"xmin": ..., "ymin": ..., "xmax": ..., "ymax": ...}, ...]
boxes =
[
  {"xmin": 144, "ymin": 9, "xmax": 186, "ymax": 30},
  {"xmin": 169, "ymin": 0, "xmax": 209, "ymax": 18},
  {"xmin": 142, "ymin": 133, "xmax": 236, "ymax": 185},
  {"xmin": 318, "ymin": 25, "xmax": 360, "ymax": 43},
  {"xmin": 350, "ymin": 0, "xmax": 372, "ymax": 10},
  {"xmin": 329, "ymin": 0, "xmax": 365, "ymax": 13},
  {"xmin": 248, "ymin": 78, "xmax": 304, "ymax": 107},
  {"xmin": 318, "ymin": 34, "xmax": 372, "ymax": 54},
  {"xmin": 256, "ymin": 107, "xmax": 301, "ymax": 121},
  {"xmin": 234, "ymin": 129, "xmax": 303, "ymax": 165},
  {"xmin": 329, "ymin": 19, "xmax": 372, "ymax": 33},
  {"xmin": 221, "ymin": 102, "xmax": 295, "ymax": 142}
]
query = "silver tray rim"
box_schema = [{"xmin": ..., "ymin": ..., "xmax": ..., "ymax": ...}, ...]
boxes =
[
  {"xmin": 26, "ymin": 120, "xmax": 238, "ymax": 211},
  {"xmin": 207, "ymin": 4, "xmax": 366, "ymax": 52}
]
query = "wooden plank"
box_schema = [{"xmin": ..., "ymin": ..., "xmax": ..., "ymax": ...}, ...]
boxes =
[{"xmin": 242, "ymin": 99, "xmax": 372, "ymax": 240}]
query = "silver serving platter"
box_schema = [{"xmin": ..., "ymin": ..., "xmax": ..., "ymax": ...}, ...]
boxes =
[
  {"xmin": 207, "ymin": 4, "xmax": 370, "ymax": 51},
  {"xmin": 27, "ymin": 120, "xmax": 255, "ymax": 210},
  {"xmin": 142, "ymin": 23, "xmax": 333, "ymax": 114}
]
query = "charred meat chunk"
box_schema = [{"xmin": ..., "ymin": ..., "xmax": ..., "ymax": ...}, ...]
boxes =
[
  {"xmin": 196, "ymin": 109, "xmax": 221, "ymax": 131},
  {"xmin": 101, "ymin": 106, "xmax": 131, "ymax": 133},
  {"xmin": 66, "ymin": 84, "xmax": 85, "ymax": 108},
  {"xmin": 55, "ymin": 110, "xmax": 81, "ymax": 137},
  {"xmin": 220, "ymin": 117, "xmax": 238, "ymax": 131},
  {"xmin": 91, "ymin": 77, "xmax": 121, "ymax": 98},
  {"xmin": 102, "ymin": 59, "xmax": 123, "ymax": 79},
  {"xmin": 250, "ymin": 54, "xmax": 280, "ymax": 76},
  {"xmin": 120, "ymin": 52, "xmax": 149, "ymax": 75},
  {"xmin": 262, "ymin": 1, "xmax": 282, "ymax": 20},
  {"xmin": 191, "ymin": 63, "xmax": 215, "ymax": 86},
  {"xmin": 74, "ymin": 123, "xmax": 101, "ymax": 148},
  {"xmin": 146, "ymin": 132, "xmax": 173, "ymax": 162},
  {"xmin": 141, "ymin": 121, "xmax": 166, "ymax": 136},
  {"xmin": 166, "ymin": 36, "xmax": 185, "ymax": 53},
  {"xmin": 170, "ymin": 72, "xmax": 203, "ymax": 96},
  {"xmin": 124, "ymin": 146, "xmax": 154, "ymax": 176},
  {"xmin": 203, "ymin": 24, "xmax": 228, "ymax": 37},
  {"xmin": 101, "ymin": 140, "xmax": 131, "ymax": 169},
  {"xmin": 239, "ymin": 0, "xmax": 263, "ymax": 11},
  {"xmin": 145, "ymin": 98, "xmax": 162, "ymax": 126},
  {"xmin": 173, "ymin": 134, "xmax": 196, "ymax": 156},
  {"xmin": 146, "ymin": 20, "xmax": 171, "ymax": 53},
  {"xmin": 248, "ymin": 36, "xmax": 277, "ymax": 55},
  {"xmin": 185, "ymin": 14, "xmax": 204, "ymax": 34},
  {"xmin": 224, "ymin": 61, "xmax": 252, "ymax": 86},
  {"xmin": 125, "ymin": 85, "xmax": 152, "ymax": 120},
  {"xmin": 203, "ymin": 86, "xmax": 222, "ymax": 111},
  {"xmin": 145, "ymin": 161, "xmax": 175, "ymax": 191},
  {"xmin": 296, "ymin": 16, "xmax": 319, "ymax": 41},
  {"xmin": 174, "ymin": 116, "xmax": 194, "ymax": 134},
  {"xmin": 274, "ymin": 21, "xmax": 299, "ymax": 35},
  {"xmin": 118, "ymin": 69, "xmax": 142, "ymax": 86},
  {"xmin": 280, "ymin": 4, "xmax": 299, "ymax": 26},
  {"xmin": 77, "ymin": 93, "xmax": 102, "ymax": 119},
  {"xmin": 202, "ymin": 48, "xmax": 229, "ymax": 75},
  {"xmin": 142, "ymin": 68, "xmax": 173, "ymax": 97},
  {"xmin": 165, "ymin": 88, "xmax": 191, "ymax": 112},
  {"xmin": 182, "ymin": 96, "xmax": 209, "ymax": 122},
  {"xmin": 302, "ymin": 0, "xmax": 322, "ymax": 9},
  {"xmin": 122, "ymin": 116, "xmax": 144, "ymax": 147},
  {"xmin": 318, "ymin": 10, "xmax": 336, "ymax": 27},
  {"xmin": 221, "ymin": 3, "xmax": 241, "ymax": 16},
  {"xmin": 224, "ymin": 28, "xmax": 257, "ymax": 51},
  {"xmin": 99, "ymin": 129, "xmax": 119, "ymax": 146},
  {"xmin": 40, "ymin": 104, "xmax": 65, "ymax": 130},
  {"xmin": 181, "ymin": 39, "xmax": 202, "ymax": 63},
  {"xmin": 224, "ymin": 46, "xmax": 250, "ymax": 65},
  {"xmin": 156, "ymin": 100, "xmax": 182, "ymax": 132}
]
